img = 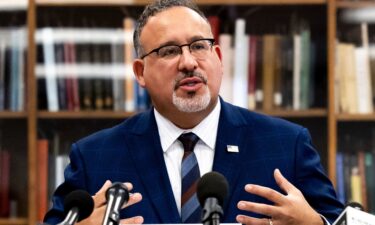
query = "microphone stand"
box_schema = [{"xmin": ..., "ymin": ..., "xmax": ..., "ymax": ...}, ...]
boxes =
[
  {"xmin": 201, "ymin": 198, "xmax": 224, "ymax": 225},
  {"xmin": 57, "ymin": 207, "xmax": 79, "ymax": 225}
]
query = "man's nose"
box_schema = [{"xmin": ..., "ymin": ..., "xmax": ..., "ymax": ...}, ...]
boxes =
[{"xmin": 178, "ymin": 47, "xmax": 198, "ymax": 71}]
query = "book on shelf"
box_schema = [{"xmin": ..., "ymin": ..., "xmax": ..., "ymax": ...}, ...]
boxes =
[
  {"xmin": 219, "ymin": 33, "xmax": 233, "ymax": 104},
  {"xmin": 248, "ymin": 35, "xmax": 257, "ymax": 110},
  {"xmin": 37, "ymin": 139, "xmax": 49, "ymax": 222},
  {"xmin": 41, "ymin": 28, "xmax": 59, "ymax": 112},
  {"xmin": 365, "ymin": 152, "xmax": 375, "ymax": 214},
  {"xmin": 0, "ymin": 39, "xmax": 5, "ymax": 111},
  {"xmin": 124, "ymin": 17, "xmax": 136, "ymax": 112},
  {"xmin": 0, "ymin": 150, "xmax": 10, "ymax": 217},
  {"xmin": 262, "ymin": 34, "xmax": 278, "ymax": 111},
  {"xmin": 232, "ymin": 18, "xmax": 249, "ymax": 109},
  {"xmin": 350, "ymin": 166, "xmax": 362, "ymax": 204},
  {"xmin": 255, "ymin": 36, "xmax": 264, "ymax": 110},
  {"xmin": 0, "ymin": 27, "xmax": 26, "ymax": 112},
  {"xmin": 357, "ymin": 150, "xmax": 368, "ymax": 211},
  {"xmin": 280, "ymin": 35, "xmax": 294, "ymax": 109},
  {"xmin": 63, "ymin": 41, "xmax": 80, "ymax": 111},
  {"xmin": 111, "ymin": 38, "xmax": 125, "ymax": 111},
  {"xmin": 336, "ymin": 152, "xmax": 346, "ymax": 204},
  {"xmin": 299, "ymin": 27, "xmax": 311, "ymax": 110},
  {"xmin": 208, "ymin": 16, "xmax": 220, "ymax": 44}
]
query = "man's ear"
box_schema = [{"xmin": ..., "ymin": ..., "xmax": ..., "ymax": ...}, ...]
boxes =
[
  {"xmin": 133, "ymin": 59, "xmax": 146, "ymax": 87},
  {"xmin": 213, "ymin": 45, "xmax": 222, "ymax": 61}
]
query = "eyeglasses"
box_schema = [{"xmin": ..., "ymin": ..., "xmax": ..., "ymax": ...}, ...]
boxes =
[{"xmin": 140, "ymin": 38, "xmax": 215, "ymax": 60}]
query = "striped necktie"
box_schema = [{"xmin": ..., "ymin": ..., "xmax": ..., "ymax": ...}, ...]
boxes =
[{"xmin": 178, "ymin": 132, "xmax": 201, "ymax": 223}]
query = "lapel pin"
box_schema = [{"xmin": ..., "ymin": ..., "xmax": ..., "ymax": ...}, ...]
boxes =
[{"xmin": 226, "ymin": 145, "xmax": 239, "ymax": 153}]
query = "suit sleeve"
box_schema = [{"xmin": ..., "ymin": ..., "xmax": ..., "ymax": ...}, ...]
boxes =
[{"xmin": 294, "ymin": 128, "xmax": 344, "ymax": 224}]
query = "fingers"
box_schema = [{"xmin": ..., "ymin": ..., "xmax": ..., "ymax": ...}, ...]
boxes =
[
  {"xmin": 244, "ymin": 183, "xmax": 285, "ymax": 205},
  {"xmin": 120, "ymin": 216, "xmax": 144, "ymax": 224},
  {"xmin": 238, "ymin": 200, "xmax": 277, "ymax": 218},
  {"xmin": 236, "ymin": 215, "xmax": 269, "ymax": 225},
  {"xmin": 273, "ymin": 169, "xmax": 298, "ymax": 195},
  {"xmin": 123, "ymin": 192, "xmax": 143, "ymax": 208},
  {"xmin": 93, "ymin": 180, "xmax": 113, "ymax": 208}
]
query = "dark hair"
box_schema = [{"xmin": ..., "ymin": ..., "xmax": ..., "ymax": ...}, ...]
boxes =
[{"xmin": 133, "ymin": 0, "xmax": 207, "ymax": 58}]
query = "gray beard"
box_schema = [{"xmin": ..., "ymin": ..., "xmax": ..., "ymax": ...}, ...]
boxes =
[{"xmin": 172, "ymin": 89, "xmax": 211, "ymax": 113}]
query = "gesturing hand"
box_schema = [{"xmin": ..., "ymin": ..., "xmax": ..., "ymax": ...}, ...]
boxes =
[
  {"xmin": 77, "ymin": 180, "xmax": 144, "ymax": 225},
  {"xmin": 236, "ymin": 169, "xmax": 323, "ymax": 225}
]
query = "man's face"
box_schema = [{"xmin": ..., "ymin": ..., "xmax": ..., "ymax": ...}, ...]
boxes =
[{"xmin": 133, "ymin": 6, "xmax": 223, "ymax": 115}]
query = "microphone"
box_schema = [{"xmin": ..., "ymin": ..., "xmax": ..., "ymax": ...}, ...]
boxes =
[
  {"xmin": 57, "ymin": 190, "xmax": 94, "ymax": 225},
  {"xmin": 197, "ymin": 172, "xmax": 229, "ymax": 225},
  {"xmin": 332, "ymin": 202, "xmax": 373, "ymax": 225},
  {"xmin": 101, "ymin": 182, "xmax": 130, "ymax": 225}
]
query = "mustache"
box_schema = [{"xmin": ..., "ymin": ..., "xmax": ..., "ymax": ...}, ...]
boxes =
[{"xmin": 174, "ymin": 71, "xmax": 208, "ymax": 90}]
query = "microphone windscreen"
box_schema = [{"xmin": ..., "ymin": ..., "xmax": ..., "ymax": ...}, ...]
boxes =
[
  {"xmin": 197, "ymin": 171, "xmax": 229, "ymax": 207},
  {"xmin": 63, "ymin": 190, "xmax": 94, "ymax": 222}
]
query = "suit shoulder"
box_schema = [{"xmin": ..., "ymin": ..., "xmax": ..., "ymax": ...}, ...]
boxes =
[
  {"xmin": 75, "ymin": 110, "xmax": 151, "ymax": 147},
  {"xmin": 225, "ymin": 103, "xmax": 304, "ymax": 134}
]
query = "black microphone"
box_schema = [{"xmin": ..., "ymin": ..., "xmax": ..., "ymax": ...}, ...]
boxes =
[
  {"xmin": 101, "ymin": 182, "xmax": 130, "ymax": 225},
  {"xmin": 57, "ymin": 190, "xmax": 94, "ymax": 225},
  {"xmin": 197, "ymin": 172, "xmax": 229, "ymax": 225},
  {"xmin": 332, "ymin": 202, "xmax": 366, "ymax": 225}
]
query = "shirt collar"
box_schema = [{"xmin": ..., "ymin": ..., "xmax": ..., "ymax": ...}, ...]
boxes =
[{"xmin": 154, "ymin": 100, "xmax": 221, "ymax": 152}]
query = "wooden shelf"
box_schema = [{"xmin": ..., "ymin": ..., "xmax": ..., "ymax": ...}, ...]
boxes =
[
  {"xmin": 37, "ymin": 110, "xmax": 137, "ymax": 119},
  {"xmin": 36, "ymin": 109, "xmax": 327, "ymax": 119},
  {"xmin": 336, "ymin": 0, "xmax": 375, "ymax": 8},
  {"xmin": 0, "ymin": 218, "xmax": 28, "ymax": 225},
  {"xmin": 35, "ymin": 0, "xmax": 326, "ymax": 6},
  {"xmin": 336, "ymin": 113, "xmax": 375, "ymax": 121},
  {"xmin": 0, "ymin": 111, "xmax": 28, "ymax": 119},
  {"xmin": 255, "ymin": 108, "xmax": 327, "ymax": 118}
]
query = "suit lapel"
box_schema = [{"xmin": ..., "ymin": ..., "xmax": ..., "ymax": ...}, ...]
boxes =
[
  {"xmin": 213, "ymin": 100, "xmax": 251, "ymax": 216},
  {"xmin": 125, "ymin": 109, "xmax": 180, "ymax": 223}
]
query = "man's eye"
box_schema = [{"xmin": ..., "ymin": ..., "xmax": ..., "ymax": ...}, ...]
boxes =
[
  {"xmin": 191, "ymin": 42, "xmax": 206, "ymax": 51},
  {"xmin": 159, "ymin": 46, "xmax": 180, "ymax": 57}
]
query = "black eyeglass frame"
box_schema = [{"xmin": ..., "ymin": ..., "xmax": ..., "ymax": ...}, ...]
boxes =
[{"xmin": 140, "ymin": 38, "xmax": 215, "ymax": 59}]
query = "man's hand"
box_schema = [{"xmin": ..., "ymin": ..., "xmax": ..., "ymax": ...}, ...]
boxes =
[
  {"xmin": 77, "ymin": 180, "xmax": 144, "ymax": 225},
  {"xmin": 236, "ymin": 169, "xmax": 323, "ymax": 225}
]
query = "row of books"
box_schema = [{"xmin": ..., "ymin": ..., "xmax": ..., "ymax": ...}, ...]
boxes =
[
  {"xmin": 36, "ymin": 15, "xmax": 319, "ymax": 112},
  {"xmin": 0, "ymin": 27, "xmax": 26, "ymax": 112},
  {"xmin": 335, "ymin": 23, "xmax": 375, "ymax": 114},
  {"xmin": 37, "ymin": 135, "xmax": 70, "ymax": 222},
  {"xmin": 212, "ymin": 17, "xmax": 317, "ymax": 111},
  {"xmin": 336, "ymin": 150, "xmax": 375, "ymax": 214},
  {"xmin": 36, "ymin": 18, "xmax": 151, "ymax": 112}
]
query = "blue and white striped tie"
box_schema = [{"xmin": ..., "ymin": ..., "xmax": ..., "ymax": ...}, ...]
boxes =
[{"xmin": 179, "ymin": 132, "xmax": 201, "ymax": 223}]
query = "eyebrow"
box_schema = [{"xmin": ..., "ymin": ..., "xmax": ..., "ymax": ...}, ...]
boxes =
[{"xmin": 156, "ymin": 35, "xmax": 207, "ymax": 48}]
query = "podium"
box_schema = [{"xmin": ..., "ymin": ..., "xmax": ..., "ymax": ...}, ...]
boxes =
[{"xmin": 333, "ymin": 206, "xmax": 375, "ymax": 225}]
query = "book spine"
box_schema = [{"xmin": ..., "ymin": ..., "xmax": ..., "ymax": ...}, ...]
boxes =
[
  {"xmin": 232, "ymin": 18, "xmax": 248, "ymax": 108},
  {"xmin": 37, "ymin": 139, "xmax": 49, "ymax": 222},
  {"xmin": 0, "ymin": 150, "xmax": 10, "ymax": 217}
]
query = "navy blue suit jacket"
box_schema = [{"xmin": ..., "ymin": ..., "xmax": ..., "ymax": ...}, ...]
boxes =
[{"xmin": 44, "ymin": 100, "xmax": 343, "ymax": 224}]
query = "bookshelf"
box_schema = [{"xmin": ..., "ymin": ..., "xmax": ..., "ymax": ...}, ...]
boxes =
[
  {"xmin": 0, "ymin": 0, "xmax": 374, "ymax": 224},
  {"xmin": 331, "ymin": 0, "xmax": 375, "ymax": 213}
]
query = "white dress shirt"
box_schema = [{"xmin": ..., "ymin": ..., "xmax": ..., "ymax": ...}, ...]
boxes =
[{"xmin": 154, "ymin": 100, "xmax": 221, "ymax": 215}]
